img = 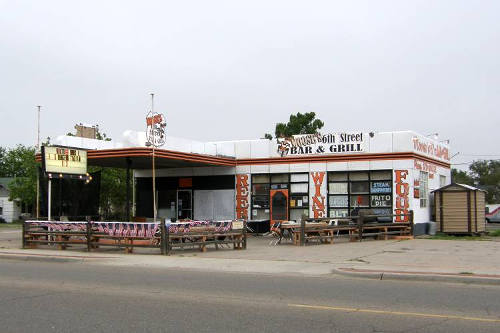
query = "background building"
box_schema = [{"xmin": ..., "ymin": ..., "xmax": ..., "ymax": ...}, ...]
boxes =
[{"xmin": 0, "ymin": 178, "xmax": 21, "ymax": 223}]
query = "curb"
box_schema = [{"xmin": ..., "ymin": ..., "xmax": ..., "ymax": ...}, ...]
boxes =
[
  {"xmin": 0, "ymin": 252, "xmax": 117, "ymax": 263},
  {"xmin": 0, "ymin": 253, "xmax": 84, "ymax": 263},
  {"xmin": 333, "ymin": 268, "xmax": 500, "ymax": 286}
]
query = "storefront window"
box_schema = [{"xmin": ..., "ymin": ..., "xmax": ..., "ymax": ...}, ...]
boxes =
[
  {"xmin": 291, "ymin": 183, "xmax": 308, "ymax": 193},
  {"xmin": 328, "ymin": 170, "xmax": 393, "ymax": 218},
  {"xmin": 328, "ymin": 172, "xmax": 348, "ymax": 181},
  {"xmin": 370, "ymin": 170, "xmax": 392, "ymax": 180},
  {"xmin": 350, "ymin": 195, "xmax": 369, "ymax": 207},
  {"xmin": 349, "ymin": 172, "xmax": 369, "ymax": 181},
  {"xmin": 370, "ymin": 194, "xmax": 392, "ymax": 207},
  {"xmin": 329, "ymin": 182, "xmax": 348, "ymax": 194},
  {"xmin": 251, "ymin": 174, "xmax": 271, "ymax": 220},
  {"xmin": 290, "ymin": 194, "xmax": 308, "ymax": 208},
  {"xmin": 290, "ymin": 173, "xmax": 309, "ymax": 220},
  {"xmin": 252, "ymin": 174, "xmax": 270, "ymax": 184},
  {"xmin": 330, "ymin": 209, "xmax": 349, "ymax": 218},
  {"xmin": 290, "ymin": 208, "xmax": 309, "ymax": 222},
  {"xmin": 350, "ymin": 182, "xmax": 369, "ymax": 194},
  {"xmin": 329, "ymin": 195, "xmax": 348, "ymax": 207},
  {"xmin": 370, "ymin": 180, "xmax": 391, "ymax": 193},
  {"xmin": 271, "ymin": 174, "xmax": 289, "ymax": 183},
  {"xmin": 252, "ymin": 196, "xmax": 269, "ymax": 209},
  {"xmin": 250, "ymin": 173, "xmax": 309, "ymax": 221},
  {"xmin": 252, "ymin": 183, "xmax": 270, "ymax": 195},
  {"xmin": 252, "ymin": 209, "xmax": 270, "ymax": 220},
  {"xmin": 290, "ymin": 173, "xmax": 308, "ymax": 182}
]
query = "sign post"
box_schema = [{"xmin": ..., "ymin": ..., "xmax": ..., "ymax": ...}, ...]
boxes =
[
  {"xmin": 145, "ymin": 93, "xmax": 166, "ymax": 223},
  {"xmin": 47, "ymin": 178, "xmax": 51, "ymax": 221},
  {"xmin": 41, "ymin": 146, "xmax": 89, "ymax": 220}
]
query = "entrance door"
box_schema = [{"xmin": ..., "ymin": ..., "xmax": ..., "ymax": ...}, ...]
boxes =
[
  {"xmin": 270, "ymin": 189, "xmax": 288, "ymax": 226},
  {"xmin": 177, "ymin": 190, "xmax": 192, "ymax": 220}
]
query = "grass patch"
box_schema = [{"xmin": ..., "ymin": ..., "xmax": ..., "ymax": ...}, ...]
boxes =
[
  {"xmin": 489, "ymin": 229, "xmax": 500, "ymax": 237},
  {"xmin": 0, "ymin": 220, "xmax": 23, "ymax": 229},
  {"xmin": 428, "ymin": 233, "xmax": 486, "ymax": 241}
]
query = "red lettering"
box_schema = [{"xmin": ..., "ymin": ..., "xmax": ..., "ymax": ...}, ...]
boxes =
[
  {"xmin": 311, "ymin": 172, "xmax": 326, "ymax": 218},
  {"xmin": 396, "ymin": 183, "xmax": 409, "ymax": 197},
  {"xmin": 394, "ymin": 170, "xmax": 409, "ymax": 222},
  {"xmin": 235, "ymin": 174, "xmax": 249, "ymax": 220}
]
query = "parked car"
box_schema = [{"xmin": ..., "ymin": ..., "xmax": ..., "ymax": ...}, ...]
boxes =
[{"xmin": 486, "ymin": 204, "xmax": 500, "ymax": 223}]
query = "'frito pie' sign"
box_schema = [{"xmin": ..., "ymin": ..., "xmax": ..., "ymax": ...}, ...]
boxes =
[{"xmin": 277, "ymin": 132, "xmax": 367, "ymax": 157}]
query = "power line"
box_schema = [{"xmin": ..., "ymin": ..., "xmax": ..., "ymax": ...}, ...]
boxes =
[
  {"xmin": 451, "ymin": 158, "xmax": 500, "ymax": 165},
  {"xmin": 459, "ymin": 154, "xmax": 500, "ymax": 157}
]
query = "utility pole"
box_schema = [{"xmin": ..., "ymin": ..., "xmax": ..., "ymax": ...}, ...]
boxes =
[
  {"xmin": 37, "ymin": 106, "xmax": 41, "ymax": 151},
  {"xmin": 36, "ymin": 106, "xmax": 41, "ymax": 219}
]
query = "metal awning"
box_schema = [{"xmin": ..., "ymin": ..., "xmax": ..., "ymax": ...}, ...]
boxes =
[{"xmin": 36, "ymin": 147, "xmax": 236, "ymax": 169}]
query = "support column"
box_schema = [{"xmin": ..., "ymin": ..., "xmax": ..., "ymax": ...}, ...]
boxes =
[
  {"xmin": 126, "ymin": 158, "xmax": 132, "ymax": 222},
  {"xmin": 48, "ymin": 178, "xmax": 52, "ymax": 221}
]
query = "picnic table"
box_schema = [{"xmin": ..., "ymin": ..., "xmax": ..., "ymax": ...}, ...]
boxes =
[{"xmin": 275, "ymin": 219, "xmax": 412, "ymax": 246}]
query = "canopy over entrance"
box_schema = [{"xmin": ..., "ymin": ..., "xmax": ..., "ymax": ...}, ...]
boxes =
[{"xmin": 37, "ymin": 147, "xmax": 236, "ymax": 169}]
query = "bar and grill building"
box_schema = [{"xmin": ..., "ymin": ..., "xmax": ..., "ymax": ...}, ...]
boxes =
[{"xmin": 54, "ymin": 130, "xmax": 451, "ymax": 228}]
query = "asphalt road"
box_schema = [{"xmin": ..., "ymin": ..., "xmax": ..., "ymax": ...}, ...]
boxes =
[{"xmin": 1, "ymin": 259, "xmax": 500, "ymax": 332}]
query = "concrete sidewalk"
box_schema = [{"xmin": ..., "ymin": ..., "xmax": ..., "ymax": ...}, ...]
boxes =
[{"xmin": 2, "ymin": 228, "xmax": 500, "ymax": 284}]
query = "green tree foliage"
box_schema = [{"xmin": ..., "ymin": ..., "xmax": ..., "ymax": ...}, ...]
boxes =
[
  {"xmin": 0, "ymin": 145, "xmax": 37, "ymax": 211},
  {"xmin": 451, "ymin": 161, "xmax": 500, "ymax": 203},
  {"xmin": 264, "ymin": 112, "xmax": 324, "ymax": 139},
  {"xmin": 0, "ymin": 145, "xmax": 35, "ymax": 178},
  {"xmin": 0, "ymin": 147, "xmax": 6, "ymax": 175},
  {"xmin": 451, "ymin": 168, "xmax": 474, "ymax": 185},
  {"xmin": 469, "ymin": 160, "xmax": 500, "ymax": 203},
  {"xmin": 89, "ymin": 166, "xmax": 128, "ymax": 220},
  {"xmin": 96, "ymin": 128, "xmax": 112, "ymax": 141}
]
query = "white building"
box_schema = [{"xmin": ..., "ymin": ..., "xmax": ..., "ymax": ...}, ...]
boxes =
[
  {"xmin": 51, "ymin": 130, "xmax": 451, "ymax": 232},
  {"xmin": 0, "ymin": 178, "xmax": 21, "ymax": 223}
]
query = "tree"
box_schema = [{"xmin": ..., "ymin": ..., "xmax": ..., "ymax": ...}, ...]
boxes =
[
  {"xmin": 469, "ymin": 160, "xmax": 500, "ymax": 203},
  {"xmin": 96, "ymin": 127, "xmax": 112, "ymax": 141},
  {"xmin": 264, "ymin": 112, "xmax": 324, "ymax": 139},
  {"xmin": 89, "ymin": 166, "xmax": 127, "ymax": 220},
  {"xmin": 0, "ymin": 145, "xmax": 36, "ymax": 178},
  {"xmin": 0, "ymin": 145, "xmax": 38, "ymax": 213},
  {"xmin": 451, "ymin": 168, "xmax": 474, "ymax": 185},
  {"xmin": 0, "ymin": 147, "xmax": 7, "ymax": 176}
]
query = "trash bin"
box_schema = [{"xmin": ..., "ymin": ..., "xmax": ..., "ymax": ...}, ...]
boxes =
[{"xmin": 428, "ymin": 221, "xmax": 437, "ymax": 235}]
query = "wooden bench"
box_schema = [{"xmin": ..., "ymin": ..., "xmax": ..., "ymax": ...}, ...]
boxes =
[
  {"xmin": 351, "ymin": 223, "xmax": 412, "ymax": 241},
  {"xmin": 168, "ymin": 232, "xmax": 245, "ymax": 252},
  {"xmin": 24, "ymin": 231, "xmax": 88, "ymax": 250}
]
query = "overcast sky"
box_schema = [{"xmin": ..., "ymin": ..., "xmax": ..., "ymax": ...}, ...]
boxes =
[{"xmin": 1, "ymin": 0, "xmax": 499, "ymax": 168}]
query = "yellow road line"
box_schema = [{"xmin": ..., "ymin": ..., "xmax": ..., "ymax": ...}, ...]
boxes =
[{"xmin": 288, "ymin": 304, "xmax": 500, "ymax": 323}]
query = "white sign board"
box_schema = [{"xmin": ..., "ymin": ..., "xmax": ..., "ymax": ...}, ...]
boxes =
[
  {"xmin": 43, "ymin": 146, "xmax": 87, "ymax": 175},
  {"xmin": 277, "ymin": 132, "xmax": 367, "ymax": 157}
]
